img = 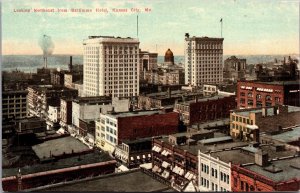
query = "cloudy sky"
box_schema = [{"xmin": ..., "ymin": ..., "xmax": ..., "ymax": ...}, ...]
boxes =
[{"xmin": 2, "ymin": 0, "xmax": 299, "ymax": 56}]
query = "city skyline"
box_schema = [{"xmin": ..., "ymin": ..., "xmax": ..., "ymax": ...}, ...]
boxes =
[{"xmin": 3, "ymin": 0, "xmax": 299, "ymax": 56}]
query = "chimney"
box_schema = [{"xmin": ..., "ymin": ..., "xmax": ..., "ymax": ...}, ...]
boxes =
[
  {"xmin": 185, "ymin": 33, "xmax": 190, "ymax": 38},
  {"xmin": 69, "ymin": 56, "xmax": 73, "ymax": 72},
  {"xmin": 44, "ymin": 57, "xmax": 48, "ymax": 68},
  {"xmin": 252, "ymin": 129, "xmax": 260, "ymax": 143},
  {"xmin": 262, "ymin": 108, "xmax": 267, "ymax": 117},
  {"xmin": 255, "ymin": 150, "xmax": 269, "ymax": 167}
]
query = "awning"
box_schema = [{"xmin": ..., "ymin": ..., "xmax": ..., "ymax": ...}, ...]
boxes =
[
  {"xmin": 157, "ymin": 167, "xmax": 162, "ymax": 173},
  {"xmin": 185, "ymin": 172, "xmax": 190, "ymax": 179},
  {"xmin": 152, "ymin": 165, "xmax": 159, "ymax": 172},
  {"xmin": 173, "ymin": 166, "xmax": 178, "ymax": 173},
  {"xmin": 162, "ymin": 161, "xmax": 170, "ymax": 168},
  {"xmin": 162, "ymin": 150, "xmax": 166, "ymax": 155},
  {"xmin": 179, "ymin": 168, "xmax": 184, "ymax": 176},
  {"xmin": 188, "ymin": 174, "xmax": 194, "ymax": 181},
  {"xmin": 152, "ymin": 146, "xmax": 157, "ymax": 151}
]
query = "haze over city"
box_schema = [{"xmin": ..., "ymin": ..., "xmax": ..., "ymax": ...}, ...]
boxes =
[{"xmin": 3, "ymin": 0, "xmax": 299, "ymax": 56}]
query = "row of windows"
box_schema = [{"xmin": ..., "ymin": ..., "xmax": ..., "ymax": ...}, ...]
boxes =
[
  {"xmin": 231, "ymin": 115, "xmax": 253, "ymax": 125},
  {"xmin": 106, "ymin": 126, "xmax": 117, "ymax": 136},
  {"xmin": 201, "ymin": 163, "xmax": 209, "ymax": 174},
  {"xmin": 220, "ymin": 172, "xmax": 230, "ymax": 184},
  {"xmin": 106, "ymin": 134, "xmax": 117, "ymax": 144},
  {"xmin": 106, "ymin": 118, "xmax": 117, "ymax": 127}
]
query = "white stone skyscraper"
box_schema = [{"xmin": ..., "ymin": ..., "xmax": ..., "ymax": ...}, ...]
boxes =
[
  {"xmin": 184, "ymin": 34, "xmax": 224, "ymax": 86},
  {"xmin": 83, "ymin": 36, "xmax": 140, "ymax": 97}
]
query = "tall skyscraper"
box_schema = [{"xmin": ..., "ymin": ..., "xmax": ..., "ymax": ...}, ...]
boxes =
[
  {"xmin": 83, "ymin": 36, "xmax": 140, "ymax": 97},
  {"xmin": 184, "ymin": 34, "xmax": 224, "ymax": 86}
]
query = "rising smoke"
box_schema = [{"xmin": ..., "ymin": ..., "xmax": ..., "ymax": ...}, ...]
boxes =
[
  {"xmin": 39, "ymin": 34, "xmax": 54, "ymax": 68},
  {"xmin": 39, "ymin": 34, "xmax": 55, "ymax": 57}
]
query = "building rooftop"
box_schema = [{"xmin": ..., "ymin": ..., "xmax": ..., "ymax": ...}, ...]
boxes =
[
  {"xmin": 32, "ymin": 136, "xmax": 90, "ymax": 160},
  {"xmin": 73, "ymin": 96, "xmax": 111, "ymax": 104},
  {"xmin": 199, "ymin": 136, "xmax": 233, "ymax": 144},
  {"xmin": 191, "ymin": 118, "xmax": 230, "ymax": 130},
  {"xmin": 179, "ymin": 95, "xmax": 227, "ymax": 106},
  {"xmin": 185, "ymin": 36, "xmax": 224, "ymax": 41},
  {"xmin": 2, "ymin": 151, "xmax": 113, "ymax": 178},
  {"xmin": 106, "ymin": 110, "xmax": 166, "ymax": 118},
  {"xmin": 159, "ymin": 136, "xmax": 248, "ymax": 156},
  {"xmin": 30, "ymin": 169, "xmax": 173, "ymax": 192},
  {"xmin": 239, "ymin": 80, "xmax": 300, "ymax": 86},
  {"xmin": 142, "ymin": 90, "xmax": 202, "ymax": 100},
  {"xmin": 210, "ymin": 144, "xmax": 297, "ymax": 165},
  {"xmin": 243, "ymin": 156, "xmax": 300, "ymax": 182},
  {"xmin": 234, "ymin": 105, "xmax": 300, "ymax": 117},
  {"xmin": 122, "ymin": 136, "xmax": 154, "ymax": 145},
  {"xmin": 262, "ymin": 126, "xmax": 300, "ymax": 143}
]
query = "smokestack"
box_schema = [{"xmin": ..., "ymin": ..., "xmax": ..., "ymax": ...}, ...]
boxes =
[
  {"xmin": 69, "ymin": 56, "xmax": 73, "ymax": 72},
  {"xmin": 39, "ymin": 34, "xmax": 55, "ymax": 69},
  {"xmin": 44, "ymin": 57, "xmax": 47, "ymax": 68}
]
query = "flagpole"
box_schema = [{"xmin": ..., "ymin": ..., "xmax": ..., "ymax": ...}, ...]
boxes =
[
  {"xmin": 137, "ymin": 14, "xmax": 139, "ymax": 38},
  {"xmin": 220, "ymin": 18, "xmax": 223, "ymax": 38}
]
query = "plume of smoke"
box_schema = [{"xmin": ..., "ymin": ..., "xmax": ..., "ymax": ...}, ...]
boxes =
[{"xmin": 39, "ymin": 35, "xmax": 55, "ymax": 57}]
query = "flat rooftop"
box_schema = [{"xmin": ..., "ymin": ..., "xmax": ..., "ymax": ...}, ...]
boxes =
[
  {"xmin": 106, "ymin": 110, "xmax": 166, "ymax": 118},
  {"xmin": 2, "ymin": 151, "xmax": 113, "ymax": 178},
  {"xmin": 32, "ymin": 136, "xmax": 90, "ymax": 160},
  {"xmin": 234, "ymin": 105, "xmax": 300, "ymax": 117},
  {"xmin": 210, "ymin": 144, "xmax": 297, "ymax": 165},
  {"xmin": 142, "ymin": 90, "xmax": 202, "ymax": 99},
  {"xmin": 263, "ymin": 126, "xmax": 300, "ymax": 143},
  {"xmin": 179, "ymin": 95, "xmax": 229, "ymax": 106},
  {"xmin": 239, "ymin": 80, "xmax": 300, "ymax": 86},
  {"xmin": 159, "ymin": 136, "xmax": 248, "ymax": 156},
  {"xmin": 244, "ymin": 156, "xmax": 300, "ymax": 182},
  {"xmin": 191, "ymin": 118, "xmax": 230, "ymax": 130},
  {"xmin": 73, "ymin": 96, "xmax": 111, "ymax": 104},
  {"xmin": 31, "ymin": 169, "xmax": 173, "ymax": 192}
]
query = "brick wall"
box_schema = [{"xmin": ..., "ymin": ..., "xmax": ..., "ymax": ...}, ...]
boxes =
[
  {"xmin": 189, "ymin": 95, "xmax": 236, "ymax": 125},
  {"xmin": 118, "ymin": 112, "xmax": 179, "ymax": 142}
]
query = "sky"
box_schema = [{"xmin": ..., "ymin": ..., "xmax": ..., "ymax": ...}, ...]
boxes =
[{"xmin": 2, "ymin": 0, "xmax": 299, "ymax": 56}]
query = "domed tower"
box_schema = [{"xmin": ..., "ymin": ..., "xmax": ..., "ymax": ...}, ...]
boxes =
[{"xmin": 164, "ymin": 48, "xmax": 174, "ymax": 65}]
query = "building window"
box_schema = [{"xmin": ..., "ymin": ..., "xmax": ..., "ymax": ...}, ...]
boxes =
[
  {"xmin": 256, "ymin": 94, "xmax": 262, "ymax": 100},
  {"xmin": 234, "ymin": 177, "xmax": 237, "ymax": 187},
  {"xmin": 212, "ymin": 168, "xmax": 214, "ymax": 176},
  {"xmin": 240, "ymin": 98, "xmax": 245, "ymax": 104},
  {"xmin": 240, "ymin": 92, "xmax": 245, "ymax": 96},
  {"xmin": 215, "ymin": 170, "xmax": 218, "ymax": 178},
  {"xmin": 266, "ymin": 95, "xmax": 272, "ymax": 101},
  {"xmin": 241, "ymin": 181, "xmax": 244, "ymax": 190},
  {"xmin": 247, "ymin": 92, "xmax": 253, "ymax": 97}
]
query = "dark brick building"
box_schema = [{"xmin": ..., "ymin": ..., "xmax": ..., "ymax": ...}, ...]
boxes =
[
  {"xmin": 96, "ymin": 110, "xmax": 179, "ymax": 153},
  {"xmin": 60, "ymin": 98, "xmax": 73, "ymax": 127},
  {"xmin": 231, "ymin": 156, "xmax": 300, "ymax": 191},
  {"xmin": 237, "ymin": 80, "xmax": 300, "ymax": 109},
  {"xmin": 174, "ymin": 95, "xmax": 236, "ymax": 125}
]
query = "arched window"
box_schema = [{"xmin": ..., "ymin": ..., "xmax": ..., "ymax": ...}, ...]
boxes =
[
  {"xmin": 256, "ymin": 94, "xmax": 262, "ymax": 100},
  {"xmin": 266, "ymin": 95, "xmax": 272, "ymax": 101}
]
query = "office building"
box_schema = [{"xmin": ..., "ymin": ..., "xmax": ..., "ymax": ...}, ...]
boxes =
[
  {"xmin": 83, "ymin": 36, "xmax": 140, "ymax": 97},
  {"xmin": 184, "ymin": 34, "xmax": 224, "ymax": 86}
]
